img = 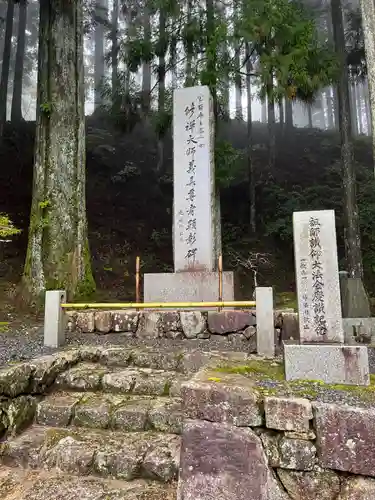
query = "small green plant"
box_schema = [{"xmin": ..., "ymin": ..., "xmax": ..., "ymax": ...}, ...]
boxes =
[
  {"xmin": 40, "ymin": 102, "xmax": 52, "ymax": 117},
  {"xmin": 0, "ymin": 214, "xmax": 21, "ymax": 239}
]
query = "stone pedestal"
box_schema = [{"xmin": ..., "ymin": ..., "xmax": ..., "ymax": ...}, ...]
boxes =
[
  {"xmin": 284, "ymin": 341, "xmax": 370, "ymax": 385},
  {"xmin": 144, "ymin": 271, "xmax": 234, "ymax": 309}
]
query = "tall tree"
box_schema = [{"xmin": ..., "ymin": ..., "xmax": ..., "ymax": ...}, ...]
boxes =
[
  {"xmin": 142, "ymin": 0, "xmax": 152, "ymax": 112},
  {"xmin": 0, "ymin": 0, "xmax": 15, "ymax": 136},
  {"xmin": 94, "ymin": 0, "xmax": 107, "ymax": 109},
  {"xmin": 11, "ymin": 0, "xmax": 28, "ymax": 122},
  {"xmin": 331, "ymin": 0, "xmax": 364, "ymax": 279},
  {"xmin": 22, "ymin": 0, "xmax": 95, "ymax": 302},
  {"xmin": 111, "ymin": 0, "xmax": 119, "ymax": 109},
  {"xmin": 234, "ymin": 0, "xmax": 243, "ymax": 120},
  {"xmin": 359, "ymin": 0, "xmax": 375, "ymax": 168},
  {"xmin": 246, "ymin": 43, "xmax": 255, "ymax": 232}
]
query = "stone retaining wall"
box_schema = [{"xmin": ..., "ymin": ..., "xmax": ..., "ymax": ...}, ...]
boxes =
[
  {"xmin": 65, "ymin": 309, "xmax": 299, "ymax": 348},
  {"xmin": 178, "ymin": 369, "xmax": 375, "ymax": 499}
]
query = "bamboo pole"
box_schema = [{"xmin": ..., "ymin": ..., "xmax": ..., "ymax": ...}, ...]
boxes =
[
  {"xmin": 218, "ymin": 254, "xmax": 223, "ymax": 311},
  {"xmin": 61, "ymin": 301, "xmax": 256, "ymax": 309},
  {"xmin": 135, "ymin": 256, "xmax": 140, "ymax": 305}
]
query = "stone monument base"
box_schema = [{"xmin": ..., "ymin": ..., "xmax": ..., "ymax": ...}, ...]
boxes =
[
  {"xmin": 144, "ymin": 271, "xmax": 234, "ymax": 310},
  {"xmin": 284, "ymin": 341, "xmax": 369, "ymax": 385}
]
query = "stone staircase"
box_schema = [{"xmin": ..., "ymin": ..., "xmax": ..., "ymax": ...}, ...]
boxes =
[{"xmin": 0, "ymin": 345, "xmax": 217, "ymax": 500}]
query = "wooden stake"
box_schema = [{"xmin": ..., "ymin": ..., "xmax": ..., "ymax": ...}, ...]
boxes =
[{"xmin": 135, "ymin": 256, "xmax": 140, "ymax": 306}]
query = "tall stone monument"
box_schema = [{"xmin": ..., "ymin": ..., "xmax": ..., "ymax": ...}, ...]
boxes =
[
  {"xmin": 144, "ymin": 86, "xmax": 234, "ymax": 304},
  {"xmin": 284, "ymin": 209, "xmax": 369, "ymax": 385}
]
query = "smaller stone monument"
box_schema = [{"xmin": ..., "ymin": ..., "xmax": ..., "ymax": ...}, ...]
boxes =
[
  {"xmin": 284, "ymin": 210, "xmax": 369, "ymax": 385},
  {"xmin": 144, "ymin": 86, "xmax": 234, "ymax": 306}
]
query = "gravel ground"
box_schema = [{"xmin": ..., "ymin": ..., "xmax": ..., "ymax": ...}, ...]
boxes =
[{"xmin": 0, "ymin": 327, "xmax": 253, "ymax": 366}]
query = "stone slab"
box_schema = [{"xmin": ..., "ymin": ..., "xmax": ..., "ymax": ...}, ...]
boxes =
[
  {"xmin": 293, "ymin": 210, "xmax": 343, "ymax": 343},
  {"xmin": 315, "ymin": 402, "xmax": 375, "ymax": 477},
  {"xmin": 173, "ymin": 85, "xmax": 216, "ymax": 272},
  {"xmin": 284, "ymin": 342, "xmax": 369, "ymax": 385},
  {"xmin": 256, "ymin": 287, "xmax": 275, "ymax": 357},
  {"xmin": 143, "ymin": 271, "xmax": 234, "ymax": 310}
]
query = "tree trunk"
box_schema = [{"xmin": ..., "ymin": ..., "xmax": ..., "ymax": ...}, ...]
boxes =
[
  {"xmin": 349, "ymin": 83, "xmax": 358, "ymax": 136},
  {"xmin": 267, "ymin": 79, "xmax": 276, "ymax": 172},
  {"xmin": 364, "ymin": 78, "xmax": 372, "ymax": 135},
  {"xmin": 185, "ymin": 0, "xmax": 193, "ymax": 86},
  {"xmin": 285, "ymin": 97, "xmax": 293, "ymax": 130},
  {"xmin": 0, "ymin": 0, "xmax": 15, "ymax": 136},
  {"xmin": 278, "ymin": 99, "xmax": 284, "ymax": 130},
  {"xmin": 234, "ymin": 0, "xmax": 242, "ymax": 119},
  {"xmin": 326, "ymin": 88, "xmax": 335, "ymax": 129},
  {"xmin": 94, "ymin": 0, "xmax": 107, "ymax": 109},
  {"xmin": 157, "ymin": 8, "xmax": 166, "ymax": 172},
  {"xmin": 22, "ymin": 0, "xmax": 95, "ymax": 303},
  {"xmin": 307, "ymin": 104, "xmax": 313, "ymax": 127},
  {"xmin": 261, "ymin": 99, "xmax": 267, "ymax": 123},
  {"xmin": 331, "ymin": 0, "xmax": 364, "ymax": 279},
  {"xmin": 142, "ymin": 3, "xmax": 151, "ymax": 113},
  {"xmin": 246, "ymin": 43, "xmax": 255, "ymax": 233},
  {"xmin": 111, "ymin": 0, "xmax": 119, "ymax": 110},
  {"xmin": 11, "ymin": 0, "xmax": 27, "ymax": 122},
  {"xmin": 205, "ymin": 0, "xmax": 218, "ymax": 122},
  {"xmin": 359, "ymin": 0, "xmax": 375, "ymax": 170}
]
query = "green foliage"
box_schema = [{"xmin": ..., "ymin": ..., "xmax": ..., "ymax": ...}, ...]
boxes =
[
  {"xmin": 215, "ymin": 140, "xmax": 243, "ymax": 188},
  {"xmin": 40, "ymin": 102, "xmax": 52, "ymax": 118},
  {"xmin": 0, "ymin": 214, "xmax": 21, "ymax": 239}
]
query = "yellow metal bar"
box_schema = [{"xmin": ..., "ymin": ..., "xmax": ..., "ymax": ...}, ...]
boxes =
[{"xmin": 60, "ymin": 301, "xmax": 256, "ymax": 309}]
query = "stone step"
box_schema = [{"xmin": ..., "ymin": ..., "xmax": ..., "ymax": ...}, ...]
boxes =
[
  {"xmin": 54, "ymin": 363, "xmax": 187, "ymax": 397},
  {"xmin": 36, "ymin": 391, "xmax": 184, "ymax": 434},
  {"xmin": 0, "ymin": 425, "xmax": 180, "ymax": 483},
  {"xmin": 0, "ymin": 466, "xmax": 177, "ymax": 499}
]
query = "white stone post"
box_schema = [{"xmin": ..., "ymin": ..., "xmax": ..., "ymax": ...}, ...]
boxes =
[
  {"xmin": 44, "ymin": 290, "xmax": 66, "ymax": 347},
  {"xmin": 256, "ymin": 287, "xmax": 275, "ymax": 357}
]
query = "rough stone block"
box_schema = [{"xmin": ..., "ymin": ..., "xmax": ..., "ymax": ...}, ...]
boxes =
[
  {"xmin": 180, "ymin": 311, "xmax": 206, "ymax": 338},
  {"xmin": 180, "ymin": 375, "xmax": 262, "ymax": 427},
  {"xmin": 111, "ymin": 310, "xmax": 139, "ymax": 333},
  {"xmin": 177, "ymin": 419, "xmax": 288, "ymax": 500},
  {"xmin": 278, "ymin": 437, "xmax": 316, "ymax": 470},
  {"xmin": 277, "ymin": 469, "xmax": 340, "ymax": 500},
  {"xmin": 314, "ymin": 403, "xmax": 375, "ymax": 477},
  {"xmin": 280, "ymin": 312, "xmax": 300, "ymax": 342},
  {"xmin": 159, "ymin": 311, "xmax": 181, "ymax": 332},
  {"xmin": 264, "ymin": 396, "xmax": 312, "ymax": 432},
  {"xmin": 339, "ymin": 476, "xmax": 375, "ymax": 499},
  {"xmin": 207, "ymin": 310, "xmax": 254, "ymax": 334},
  {"xmin": 76, "ymin": 311, "xmax": 95, "ymax": 333},
  {"xmin": 136, "ymin": 312, "xmax": 161, "ymax": 339},
  {"xmin": 143, "ymin": 271, "xmax": 234, "ymax": 308},
  {"xmin": 284, "ymin": 343, "xmax": 370, "ymax": 385},
  {"xmin": 343, "ymin": 318, "xmax": 375, "ymax": 344},
  {"xmin": 94, "ymin": 311, "xmax": 112, "ymax": 334}
]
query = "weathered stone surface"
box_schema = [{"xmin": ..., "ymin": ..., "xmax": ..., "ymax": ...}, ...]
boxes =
[
  {"xmin": 142, "ymin": 435, "xmax": 180, "ymax": 482},
  {"xmin": 130, "ymin": 347, "xmax": 181, "ymax": 371},
  {"xmin": 243, "ymin": 325, "xmax": 256, "ymax": 339},
  {"xmin": 65, "ymin": 310, "xmax": 77, "ymax": 332},
  {"xmin": 102, "ymin": 369, "xmax": 138, "ymax": 393},
  {"xmin": 277, "ymin": 468, "xmax": 340, "ymax": 500},
  {"xmin": 165, "ymin": 330, "xmax": 184, "ymax": 340},
  {"xmin": 111, "ymin": 310, "xmax": 139, "ymax": 332},
  {"xmin": 75, "ymin": 311, "xmax": 95, "ymax": 333},
  {"xmin": 148, "ymin": 398, "xmax": 184, "ymax": 434},
  {"xmin": 0, "ymin": 469, "xmax": 177, "ymax": 500},
  {"xmin": 197, "ymin": 331, "xmax": 210, "ymax": 339},
  {"xmin": 180, "ymin": 312, "xmax": 206, "ymax": 338},
  {"xmin": 315, "ymin": 403, "xmax": 375, "ymax": 476},
  {"xmin": 43, "ymin": 435, "xmax": 95, "ymax": 474},
  {"xmin": 207, "ymin": 310, "xmax": 253, "ymax": 334},
  {"xmin": 280, "ymin": 313, "xmax": 299, "ymax": 342},
  {"xmin": 284, "ymin": 430, "xmax": 316, "ymax": 440},
  {"xmin": 178, "ymin": 419, "xmax": 288, "ymax": 500},
  {"xmin": 279, "ymin": 437, "xmax": 316, "ymax": 470},
  {"xmin": 112, "ymin": 397, "xmax": 152, "ymax": 431},
  {"xmin": 0, "ymin": 426, "xmax": 47, "ymax": 468},
  {"xmin": 36, "ymin": 393, "xmax": 83, "ymax": 427},
  {"xmin": 227, "ymin": 333, "xmax": 246, "ymax": 346},
  {"xmin": 181, "ymin": 374, "xmax": 262, "ymax": 426},
  {"xmin": 2, "ymin": 395, "xmax": 36, "ymax": 435},
  {"xmin": 133, "ymin": 368, "xmax": 176, "ymax": 396},
  {"xmin": 0, "ymin": 364, "xmax": 32, "ymax": 397},
  {"xmin": 136, "ymin": 312, "xmax": 161, "ymax": 339},
  {"xmin": 30, "ymin": 351, "xmax": 81, "ymax": 392},
  {"xmin": 55, "ymin": 364, "xmax": 107, "ymax": 391},
  {"xmin": 339, "ymin": 476, "xmax": 375, "ymax": 500},
  {"xmin": 94, "ymin": 311, "xmax": 112, "ymax": 334},
  {"xmin": 159, "ymin": 312, "xmax": 181, "ymax": 332},
  {"xmin": 260, "ymin": 430, "xmax": 280, "ymax": 467},
  {"xmin": 265, "ymin": 397, "xmax": 312, "ymax": 432},
  {"xmin": 73, "ymin": 394, "xmax": 121, "ymax": 429},
  {"xmin": 99, "ymin": 347, "xmax": 132, "ymax": 367}
]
